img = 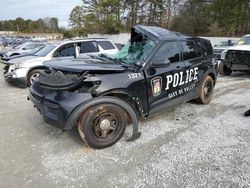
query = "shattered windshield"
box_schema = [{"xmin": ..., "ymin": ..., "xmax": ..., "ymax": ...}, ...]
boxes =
[
  {"xmin": 113, "ymin": 38, "xmax": 156, "ymax": 65},
  {"xmin": 236, "ymin": 36, "xmax": 250, "ymax": 45}
]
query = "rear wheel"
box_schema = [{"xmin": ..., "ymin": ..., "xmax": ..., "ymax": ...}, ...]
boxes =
[
  {"xmin": 78, "ymin": 104, "xmax": 127, "ymax": 149},
  {"xmin": 218, "ymin": 61, "xmax": 232, "ymax": 76},
  {"xmin": 196, "ymin": 76, "xmax": 214, "ymax": 104},
  {"xmin": 27, "ymin": 69, "xmax": 41, "ymax": 87}
]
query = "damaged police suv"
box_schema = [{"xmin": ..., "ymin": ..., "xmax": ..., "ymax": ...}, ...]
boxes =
[{"xmin": 29, "ymin": 25, "xmax": 217, "ymax": 148}]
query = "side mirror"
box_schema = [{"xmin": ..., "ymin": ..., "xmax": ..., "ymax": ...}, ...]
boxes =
[
  {"xmin": 146, "ymin": 66, "xmax": 156, "ymax": 75},
  {"xmin": 151, "ymin": 61, "xmax": 170, "ymax": 68}
]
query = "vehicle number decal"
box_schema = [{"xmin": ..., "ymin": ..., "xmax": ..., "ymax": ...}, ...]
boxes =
[{"xmin": 128, "ymin": 73, "xmax": 142, "ymax": 79}]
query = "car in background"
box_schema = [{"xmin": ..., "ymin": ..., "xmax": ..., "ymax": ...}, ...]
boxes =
[
  {"xmin": 0, "ymin": 42, "xmax": 46, "ymax": 58},
  {"xmin": 219, "ymin": 34, "xmax": 250, "ymax": 76},
  {"xmin": 0, "ymin": 37, "xmax": 3, "ymax": 46},
  {"xmin": 2, "ymin": 38, "xmax": 119, "ymax": 87},
  {"xmin": 213, "ymin": 40, "xmax": 236, "ymax": 59},
  {"xmin": 219, "ymin": 35, "xmax": 250, "ymax": 75}
]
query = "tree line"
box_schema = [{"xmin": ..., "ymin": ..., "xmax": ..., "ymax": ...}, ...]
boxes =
[
  {"xmin": 0, "ymin": 0, "xmax": 249, "ymax": 37},
  {"xmin": 68, "ymin": 0, "xmax": 250, "ymax": 37},
  {"xmin": 0, "ymin": 17, "xmax": 60, "ymax": 33}
]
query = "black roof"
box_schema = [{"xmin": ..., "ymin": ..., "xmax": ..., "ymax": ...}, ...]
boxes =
[{"xmin": 132, "ymin": 25, "xmax": 188, "ymax": 42}]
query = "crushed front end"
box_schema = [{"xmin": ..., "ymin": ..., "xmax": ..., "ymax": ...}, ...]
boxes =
[
  {"xmin": 29, "ymin": 70, "xmax": 95, "ymax": 130},
  {"xmin": 225, "ymin": 50, "xmax": 250, "ymax": 71}
]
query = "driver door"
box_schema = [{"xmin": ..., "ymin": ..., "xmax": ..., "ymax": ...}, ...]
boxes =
[{"xmin": 145, "ymin": 41, "xmax": 186, "ymax": 114}]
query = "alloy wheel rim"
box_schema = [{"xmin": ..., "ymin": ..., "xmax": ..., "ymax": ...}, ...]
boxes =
[{"xmin": 30, "ymin": 73, "xmax": 40, "ymax": 84}]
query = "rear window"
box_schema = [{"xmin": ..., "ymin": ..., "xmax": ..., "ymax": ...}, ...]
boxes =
[
  {"xmin": 98, "ymin": 41, "xmax": 116, "ymax": 50},
  {"xmin": 182, "ymin": 41, "xmax": 202, "ymax": 60},
  {"xmin": 196, "ymin": 38, "xmax": 213, "ymax": 56},
  {"xmin": 80, "ymin": 41, "xmax": 99, "ymax": 53}
]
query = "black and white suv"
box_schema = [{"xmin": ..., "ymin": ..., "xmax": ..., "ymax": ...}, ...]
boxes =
[{"xmin": 29, "ymin": 25, "xmax": 218, "ymax": 148}]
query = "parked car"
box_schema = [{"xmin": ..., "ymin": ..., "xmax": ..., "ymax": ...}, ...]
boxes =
[
  {"xmin": 213, "ymin": 40, "xmax": 236, "ymax": 59},
  {"xmin": 219, "ymin": 35, "xmax": 250, "ymax": 75},
  {"xmin": 2, "ymin": 38, "xmax": 118, "ymax": 87},
  {"xmin": 0, "ymin": 42, "xmax": 46, "ymax": 58},
  {"xmin": 28, "ymin": 25, "xmax": 218, "ymax": 149}
]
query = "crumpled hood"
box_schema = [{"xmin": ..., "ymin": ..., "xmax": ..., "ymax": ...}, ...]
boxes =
[
  {"xmin": 44, "ymin": 57, "xmax": 126, "ymax": 73},
  {"xmin": 131, "ymin": 25, "xmax": 180, "ymax": 43}
]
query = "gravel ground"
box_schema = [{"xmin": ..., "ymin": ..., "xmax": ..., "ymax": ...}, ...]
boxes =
[{"xmin": 0, "ymin": 63, "xmax": 249, "ymax": 188}]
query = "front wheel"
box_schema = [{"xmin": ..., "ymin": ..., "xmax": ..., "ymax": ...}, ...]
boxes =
[
  {"xmin": 218, "ymin": 61, "xmax": 232, "ymax": 76},
  {"xmin": 196, "ymin": 76, "xmax": 214, "ymax": 104},
  {"xmin": 78, "ymin": 104, "xmax": 127, "ymax": 149},
  {"xmin": 27, "ymin": 69, "xmax": 41, "ymax": 87}
]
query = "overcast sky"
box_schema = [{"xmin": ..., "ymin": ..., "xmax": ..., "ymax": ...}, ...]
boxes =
[{"xmin": 0, "ymin": 0, "xmax": 83, "ymax": 27}]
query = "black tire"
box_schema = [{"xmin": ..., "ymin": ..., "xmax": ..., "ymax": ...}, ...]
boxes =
[
  {"xmin": 27, "ymin": 69, "xmax": 41, "ymax": 87},
  {"xmin": 196, "ymin": 76, "xmax": 214, "ymax": 104},
  {"xmin": 78, "ymin": 104, "xmax": 127, "ymax": 149},
  {"xmin": 244, "ymin": 110, "xmax": 250, "ymax": 117},
  {"xmin": 218, "ymin": 61, "xmax": 232, "ymax": 76}
]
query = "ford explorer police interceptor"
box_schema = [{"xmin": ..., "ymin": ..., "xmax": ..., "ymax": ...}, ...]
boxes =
[{"xmin": 28, "ymin": 25, "xmax": 218, "ymax": 148}]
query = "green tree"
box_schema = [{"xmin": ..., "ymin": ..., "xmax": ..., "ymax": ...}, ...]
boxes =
[
  {"xmin": 15, "ymin": 17, "xmax": 25, "ymax": 32},
  {"xmin": 49, "ymin": 17, "xmax": 59, "ymax": 32},
  {"xmin": 81, "ymin": 0, "xmax": 122, "ymax": 34},
  {"xmin": 0, "ymin": 17, "xmax": 62, "ymax": 33},
  {"xmin": 69, "ymin": 5, "xmax": 85, "ymax": 36},
  {"xmin": 171, "ymin": 0, "xmax": 211, "ymax": 36}
]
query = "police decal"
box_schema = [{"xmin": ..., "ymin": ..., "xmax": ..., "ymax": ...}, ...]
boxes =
[
  {"xmin": 165, "ymin": 67, "xmax": 199, "ymax": 99},
  {"xmin": 165, "ymin": 67, "xmax": 198, "ymax": 91},
  {"xmin": 151, "ymin": 76, "xmax": 162, "ymax": 96},
  {"xmin": 151, "ymin": 67, "xmax": 199, "ymax": 98}
]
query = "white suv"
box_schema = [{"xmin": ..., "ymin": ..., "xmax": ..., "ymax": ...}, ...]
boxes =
[{"xmin": 3, "ymin": 38, "xmax": 118, "ymax": 87}]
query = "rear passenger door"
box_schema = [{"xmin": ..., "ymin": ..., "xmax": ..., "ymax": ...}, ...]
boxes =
[
  {"xmin": 180, "ymin": 40, "xmax": 204, "ymax": 93},
  {"xmin": 145, "ymin": 41, "xmax": 186, "ymax": 113},
  {"xmin": 78, "ymin": 41, "xmax": 99, "ymax": 58}
]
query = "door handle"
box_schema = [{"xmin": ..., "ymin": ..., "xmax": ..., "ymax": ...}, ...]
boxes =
[{"xmin": 176, "ymin": 66, "xmax": 181, "ymax": 69}]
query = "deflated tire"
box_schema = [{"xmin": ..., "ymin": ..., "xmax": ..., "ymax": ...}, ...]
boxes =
[{"xmin": 78, "ymin": 104, "xmax": 127, "ymax": 149}]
